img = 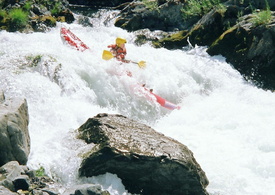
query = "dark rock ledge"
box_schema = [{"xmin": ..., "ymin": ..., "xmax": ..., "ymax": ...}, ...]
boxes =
[{"xmin": 77, "ymin": 113, "xmax": 209, "ymax": 195}]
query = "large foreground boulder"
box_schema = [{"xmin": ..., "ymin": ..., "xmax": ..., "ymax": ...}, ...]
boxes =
[
  {"xmin": 77, "ymin": 113, "xmax": 209, "ymax": 195},
  {"xmin": 0, "ymin": 92, "xmax": 30, "ymax": 167}
]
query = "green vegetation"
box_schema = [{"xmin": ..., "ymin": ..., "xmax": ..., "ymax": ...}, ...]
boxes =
[
  {"xmin": 35, "ymin": 166, "xmax": 46, "ymax": 177},
  {"xmin": 142, "ymin": 0, "xmax": 159, "ymax": 11},
  {"xmin": 251, "ymin": 1, "xmax": 272, "ymax": 26},
  {"xmin": 23, "ymin": 1, "xmax": 32, "ymax": 11},
  {"xmin": 26, "ymin": 55, "xmax": 42, "ymax": 67},
  {"xmin": 9, "ymin": 8, "xmax": 28, "ymax": 28},
  {"xmin": 252, "ymin": 9, "xmax": 272, "ymax": 26},
  {"xmin": 181, "ymin": 0, "xmax": 225, "ymax": 19},
  {"xmin": 50, "ymin": 2, "xmax": 62, "ymax": 16},
  {"xmin": 0, "ymin": 9, "xmax": 7, "ymax": 20}
]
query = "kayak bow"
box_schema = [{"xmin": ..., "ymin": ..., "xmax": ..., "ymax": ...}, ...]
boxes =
[{"xmin": 60, "ymin": 26, "xmax": 90, "ymax": 51}]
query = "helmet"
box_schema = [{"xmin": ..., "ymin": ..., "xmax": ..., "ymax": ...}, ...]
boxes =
[{"xmin": 116, "ymin": 37, "xmax": 127, "ymax": 46}]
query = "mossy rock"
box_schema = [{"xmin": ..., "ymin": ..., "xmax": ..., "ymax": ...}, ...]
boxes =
[
  {"xmin": 153, "ymin": 30, "xmax": 189, "ymax": 49},
  {"xmin": 39, "ymin": 15, "xmax": 56, "ymax": 27}
]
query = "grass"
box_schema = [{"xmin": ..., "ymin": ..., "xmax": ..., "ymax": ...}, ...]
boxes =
[
  {"xmin": 35, "ymin": 166, "xmax": 46, "ymax": 177},
  {"xmin": 23, "ymin": 1, "xmax": 32, "ymax": 11},
  {"xmin": 181, "ymin": 0, "xmax": 224, "ymax": 19},
  {"xmin": 142, "ymin": 0, "xmax": 159, "ymax": 11},
  {"xmin": 9, "ymin": 8, "xmax": 28, "ymax": 28},
  {"xmin": 50, "ymin": 2, "xmax": 62, "ymax": 16},
  {"xmin": 250, "ymin": 0, "xmax": 272, "ymax": 26}
]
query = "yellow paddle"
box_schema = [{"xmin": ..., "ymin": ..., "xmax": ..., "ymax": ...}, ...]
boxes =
[
  {"xmin": 102, "ymin": 50, "xmax": 114, "ymax": 60},
  {"xmin": 102, "ymin": 50, "xmax": 146, "ymax": 69}
]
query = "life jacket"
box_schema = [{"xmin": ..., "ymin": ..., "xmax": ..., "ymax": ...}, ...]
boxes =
[{"xmin": 108, "ymin": 44, "xmax": 127, "ymax": 59}]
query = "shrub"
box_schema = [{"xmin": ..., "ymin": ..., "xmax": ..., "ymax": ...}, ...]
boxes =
[
  {"xmin": 51, "ymin": 2, "xmax": 62, "ymax": 16},
  {"xmin": 252, "ymin": 10, "xmax": 272, "ymax": 26},
  {"xmin": 23, "ymin": 1, "xmax": 32, "ymax": 11},
  {"xmin": 251, "ymin": 1, "xmax": 272, "ymax": 27},
  {"xmin": 9, "ymin": 8, "xmax": 28, "ymax": 29},
  {"xmin": 181, "ymin": 0, "xmax": 223, "ymax": 19},
  {"xmin": 142, "ymin": 0, "xmax": 159, "ymax": 11},
  {"xmin": 0, "ymin": 9, "xmax": 7, "ymax": 20},
  {"xmin": 35, "ymin": 166, "xmax": 46, "ymax": 177}
]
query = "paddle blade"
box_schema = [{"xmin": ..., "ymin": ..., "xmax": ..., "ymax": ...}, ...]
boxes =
[
  {"xmin": 138, "ymin": 61, "xmax": 146, "ymax": 69},
  {"xmin": 102, "ymin": 50, "xmax": 114, "ymax": 60}
]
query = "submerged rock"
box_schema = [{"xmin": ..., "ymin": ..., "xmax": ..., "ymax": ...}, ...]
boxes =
[{"xmin": 78, "ymin": 113, "xmax": 209, "ymax": 195}]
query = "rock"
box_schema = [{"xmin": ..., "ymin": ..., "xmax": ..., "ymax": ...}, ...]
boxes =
[
  {"xmin": 226, "ymin": 0, "xmax": 275, "ymax": 10},
  {"xmin": 0, "ymin": 0, "xmax": 75, "ymax": 32},
  {"xmin": 115, "ymin": 0, "xmax": 186, "ymax": 32},
  {"xmin": 154, "ymin": 4, "xmax": 242, "ymax": 49},
  {"xmin": 67, "ymin": 0, "xmax": 133, "ymax": 7},
  {"xmin": 0, "ymin": 186, "xmax": 17, "ymax": 195},
  {"xmin": 0, "ymin": 161, "xmax": 62, "ymax": 195},
  {"xmin": 0, "ymin": 92, "xmax": 4, "ymax": 103},
  {"xmin": 13, "ymin": 175, "xmax": 30, "ymax": 191},
  {"xmin": 0, "ymin": 161, "xmax": 25, "ymax": 192},
  {"xmin": 0, "ymin": 93, "xmax": 30, "ymax": 167},
  {"xmin": 63, "ymin": 184, "xmax": 110, "ymax": 195},
  {"xmin": 207, "ymin": 13, "xmax": 275, "ymax": 90},
  {"xmin": 78, "ymin": 113, "xmax": 209, "ymax": 195}
]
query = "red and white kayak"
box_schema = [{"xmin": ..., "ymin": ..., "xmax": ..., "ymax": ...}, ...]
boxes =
[
  {"xmin": 150, "ymin": 90, "xmax": 181, "ymax": 110},
  {"xmin": 138, "ymin": 86, "xmax": 181, "ymax": 110},
  {"xmin": 60, "ymin": 26, "xmax": 90, "ymax": 51},
  {"xmin": 59, "ymin": 27, "xmax": 180, "ymax": 110}
]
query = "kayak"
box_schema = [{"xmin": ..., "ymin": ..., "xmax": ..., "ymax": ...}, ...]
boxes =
[
  {"xmin": 141, "ymin": 86, "xmax": 181, "ymax": 110},
  {"xmin": 150, "ymin": 90, "xmax": 180, "ymax": 110},
  {"xmin": 59, "ymin": 28, "xmax": 180, "ymax": 110},
  {"xmin": 60, "ymin": 26, "xmax": 90, "ymax": 51}
]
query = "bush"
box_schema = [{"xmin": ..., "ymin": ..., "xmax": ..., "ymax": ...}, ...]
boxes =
[
  {"xmin": 181, "ymin": 0, "xmax": 223, "ymax": 19},
  {"xmin": 0, "ymin": 9, "xmax": 7, "ymax": 20},
  {"xmin": 252, "ymin": 10, "xmax": 272, "ymax": 26},
  {"xmin": 35, "ymin": 166, "xmax": 46, "ymax": 177},
  {"xmin": 23, "ymin": 1, "xmax": 32, "ymax": 11},
  {"xmin": 50, "ymin": 2, "xmax": 62, "ymax": 16},
  {"xmin": 9, "ymin": 8, "xmax": 28, "ymax": 29},
  {"xmin": 251, "ymin": 1, "xmax": 272, "ymax": 26},
  {"xmin": 142, "ymin": 0, "xmax": 159, "ymax": 11}
]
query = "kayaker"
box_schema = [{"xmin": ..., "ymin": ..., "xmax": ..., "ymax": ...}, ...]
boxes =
[{"xmin": 108, "ymin": 37, "xmax": 130, "ymax": 63}]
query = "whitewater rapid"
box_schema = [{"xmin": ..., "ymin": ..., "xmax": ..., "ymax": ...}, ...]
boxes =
[{"xmin": 1, "ymin": 10, "xmax": 275, "ymax": 195}]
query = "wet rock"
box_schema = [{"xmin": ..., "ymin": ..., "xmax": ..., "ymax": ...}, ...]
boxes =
[
  {"xmin": 115, "ymin": 0, "xmax": 186, "ymax": 32},
  {"xmin": 226, "ymin": 0, "xmax": 275, "ymax": 10},
  {"xmin": 78, "ymin": 113, "xmax": 209, "ymax": 195},
  {"xmin": 0, "ymin": 93, "xmax": 30, "ymax": 167},
  {"xmin": 67, "ymin": 0, "xmax": 133, "ymax": 7},
  {"xmin": 0, "ymin": 0, "xmax": 75, "ymax": 32},
  {"xmin": 63, "ymin": 184, "xmax": 110, "ymax": 195},
  {"xmin": 154, "ymin": 4, "xmax": 242, "ymax": 49},
  {"xmin": 0, "ymin": 92, "xmax": 4, "ymax": 103},
  {"xmin": 0, "ymin": 161, "xmax": 62, "ymax": 195},
  {"xmin": 13, "ymin": 175, "xmax": 30, "ymax": 191},
  {"xmin": 0, "ymin": 161, "xmax": 25, "ymax": 192},
  {"xmin": 207, "ymin": 13, "xmax": 275, "ymax": 90},
  {"xmin": 0, "ymin": 186, "xmax": 17, "ymax": 195}
]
